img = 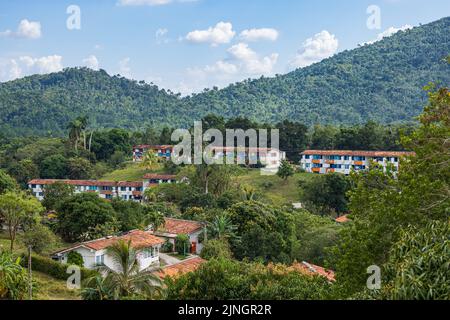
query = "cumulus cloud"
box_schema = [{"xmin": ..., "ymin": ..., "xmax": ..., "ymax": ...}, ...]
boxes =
[
  {"xmin": 82, "ymin": 55, "xmax": 100, "ymax": 70},
  {"xmin": 290, "ymin": 30, "xmax": 338, "ymax": 69},
  {"xmin": 0, "ymin": 19, "xmax": 42, "ymax": 39},
  {"xmin": 0, "ymin": 55, "xmax": 63, "ymax": 82},
  {"xmin": 185, "ymin": 22, "xmax": 235, "ymax": 46},
  {"xmin": 239, "ymin": 28, "xmax": 279, "ymax": 42},
  {"xmin": 228, "ymin": 42, "xmax": 278, "ymax": 75},
  {"xmin": 365, "ymin": 25, "xmax": 413, "ymax": 44}
]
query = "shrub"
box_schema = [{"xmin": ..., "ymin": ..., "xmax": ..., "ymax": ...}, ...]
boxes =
[
  {"xmin": 67, "ymin": 251, "xmax": 84, "ymax": 267},
  {"xmin": 22, "ymin": 254, "xmax": 96, "ymax": 281},
  {"xmin": 161, "ymin": 240, "xmax": 174, "ymax": 253},
  {"xmin": 200, "ymin": 239, "xmax": 232, "ymax": 260},
  {"xmin": 22, "ymin": 224, "xmax": 58, "ymax": 254},
  {"xmin": 175, "ymin": 234, "xmax": 190, "ymax": 256}
]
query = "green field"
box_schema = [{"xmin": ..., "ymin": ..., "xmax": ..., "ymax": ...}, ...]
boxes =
[
  {"xmin": 101, "ymin": 162, "xmax": 316, "ymax": 205},
  {"xmin": 234, "ymin": 169, "xmax": 316, "ymax": 205},
  {"xmin": 100, "ymin": 162, "xmax": 164, "ymax": 181}
]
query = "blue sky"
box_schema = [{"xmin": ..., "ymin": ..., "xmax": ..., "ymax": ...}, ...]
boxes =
[{"xmin": 0, "ymin": 0, "xmax": 449, "ymax": 94}]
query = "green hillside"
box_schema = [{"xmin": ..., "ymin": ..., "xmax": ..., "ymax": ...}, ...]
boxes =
[{"xmin": 0, "ymin": 17, "xmax": 448, "ymax": 136}]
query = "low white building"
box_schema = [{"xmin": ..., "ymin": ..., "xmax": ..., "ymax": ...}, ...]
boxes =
[
  {"xmin": 210, "ymin": 147, "xmax": 286, "ymax": 170},
  {"xmin": 52, "ymin": 230, "xmax": 164, "ymax": 271},
  {"xmin": 152, "ymin": 218, "xmax": 205, "ymax": 255}
]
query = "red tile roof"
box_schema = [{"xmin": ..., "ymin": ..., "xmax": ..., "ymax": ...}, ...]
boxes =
[
  {"xmin": 156, "ymin": 218, "xmax": 204, "ymax": 235},
  {"xmin": 28, "ymin": 179, "xmax": 143, "ymax": 188},
  {"xmin": 335, "ymin": 215, "xmax": 350, "ymax": 223},
  {"xmin": 156, "ymin": 256, "xmax": 205, "ymax": 279},
  {"xmin": 293, "ymin": 262, "xmax": 336, "ymax": 282},
  {"xmin": 301, "ymin": 150, "xmax": 415, "ymax": 157},
  {"xmin": 54, "ymin": 230, "xmax": 164, "ymax": 254},
  {"xmin": 134, "ymin": 145, "xmax": 174, "ymax": 150},
  {"xmin": 143, "ymin": 174, "xmax": 177, "ymax": 180}
]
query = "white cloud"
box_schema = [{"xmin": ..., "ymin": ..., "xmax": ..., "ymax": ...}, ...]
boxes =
[
  {"xmin": 365, "ymin": 25, "xmax": 413, "ymax": 44},
  {"xmin": 290, "ymin": 30, "xmax": 338, "ymax": 69},
  {"xmin": 228, "ymin": 42, "xmax": 278, "ymax": 75},
  {"xmin": 239, "ymin": 28, "xmax": 279, "ymax": 42},
  {"xmin": 82, "ymin": 55, "xmax": 100, "ymax": 70},
  {"xmin": 0, "ymin": 19, "xmax": 41, "ymax": 39},
  {"xmin": 156, "ymin": 28, "xmax": 168, "ymax": 37},
  {"xmin": 185, "ymin": 22, "xmax": 235, "ymax": 46},
  {"xmin": 204, "ymin": 60, "xmax": 239, "ymax": 75},
  {"xmin": 0, "ymin": 55, "xmax": 63, "ymax": 82},
  {"xmin": 118, "ymin": 0, "xmax": 172, "ymax": 6},
  {"xmin": 119, "ymin": 57, "xmax": 132, "ymax": 78}
]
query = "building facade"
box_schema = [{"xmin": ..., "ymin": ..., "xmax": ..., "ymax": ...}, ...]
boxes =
[
  {"xmin": 52, "ymin": 230, "xmax": 164, "ymax": 271},
  {"xmin": 133, "ymin": 145, "xmax": 174, "ymax": 162},
  {"xmin": 300, "ymin": 150, "xmax": 414, "ymax": 175},
  {"xmin": 210, "ymin": 147, "xmax": 286, "ymax": 170},
  {"xmin": 28, "ymin": 174, "xmax": 177, "ymax": 202}
]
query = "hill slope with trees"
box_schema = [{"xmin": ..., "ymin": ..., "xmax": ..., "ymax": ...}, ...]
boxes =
[{"xmin": 0, "ymin": 17, "xmax": 449, "ymax": 136}]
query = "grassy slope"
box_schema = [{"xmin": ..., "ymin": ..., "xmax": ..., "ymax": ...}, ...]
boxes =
[
  {"xmin": 234, "ymin": 169, "xmax": 316, "ymax": 205},
  {"xmin": 101, "ymin": 162, "xmax": 317, "ymax": 206}
]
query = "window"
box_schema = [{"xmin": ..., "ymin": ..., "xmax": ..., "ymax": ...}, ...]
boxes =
[
  {"xmin": 394, "ymin": 157, "xmax": 398, "ymax": 162},
  {"xmin": 136, "ymin": 187, "xmax": 142, "ymax": 192},
  {"xmin": 312, "ymin": 163, "xmax": 323, "ymax": 168},
  {"xmin": 32, "ymin": 184, "xmax": 36, "ymax": 188},
  {"xmin": 345, "ymin": 165, "xmax": 350, "ymax": 169},
  {"xmin": 305, "ymin": 163, "xmax": 310, "ymax": 168},
  {"xmin": 344, "ymin": 156, "xmax": 350, "ymax": 161},
  {"xmin": 122, "ymin": 195, "xmax": 128, "ymax": 200},
  {"xmin": 105, "ymin": 194, "xmax": 112, "ymax": 200},
  {"xmin": 89, "ymin": 186, "xmax": 98, "ymax": 191},
  {"xmin": 305, "ymin": 155, "xmax": 310, "ymax": 159},
  {"xmin": 313, "ymin": 155, "xmax": 323, "ymax": 160},
  {"xmin": 120, "ymin": 187, "xmax": 127, "ymax": 191},
  {"xmin": 353, "ymin": 156, "xmax": 366, "ymax": 161},
  {"xmin": 95, "ymin": 254, "xmax": 105, "ymax": 266}
]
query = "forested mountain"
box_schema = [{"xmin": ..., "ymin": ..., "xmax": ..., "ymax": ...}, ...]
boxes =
[{"xmin": 0, "ymin": 17, "xmax": 449, "ymax": 136}]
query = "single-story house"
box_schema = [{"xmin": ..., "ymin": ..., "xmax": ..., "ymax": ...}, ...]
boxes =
[
  {"xmin": 52, "ymin": 230, "xmax": 164, "ymax": 271},
  {"xmin": 152, "ymin": 218, "xmax": 205, "ymax": 255}
]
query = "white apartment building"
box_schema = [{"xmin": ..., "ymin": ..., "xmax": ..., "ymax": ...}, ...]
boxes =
[{"xmin": 300, "ymin": 150, "xmax": 414, "ymax": 175}]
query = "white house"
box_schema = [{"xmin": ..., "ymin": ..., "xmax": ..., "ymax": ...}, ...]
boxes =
[
  {"xmin": 52, "ymin": 230, "xmax": 164, "ymax": 271},
  {"xmin": 152, "ymin": 218, "xmax": 205, "ymax": 255}
]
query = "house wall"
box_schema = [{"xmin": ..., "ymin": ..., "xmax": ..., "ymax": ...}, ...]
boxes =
[{"xmin": 300, "ymin": 154, "xmax": 401, "ymax": 175}]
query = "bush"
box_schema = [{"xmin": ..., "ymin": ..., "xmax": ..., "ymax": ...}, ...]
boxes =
[
  {"xmin": 22, "ymin": 254, "xmax": 96, "ymax": 281},
  {"xmin": 161, "ymin": 240, "xmax": 174, "ymax": 253},
  {"xmin": 175, "ymin": 234, "xmax": 190, "ymax": 256},
  {"xmin": 200, "ymin": 239, "xmax": 232, "ymax": 260},
  {"xmin": 67, "ymin": 251, "xmax": 84, "ymax": 267},
  {"xmin": 22, "ymin": 224, "xmax": 58, "ymax": 254}
]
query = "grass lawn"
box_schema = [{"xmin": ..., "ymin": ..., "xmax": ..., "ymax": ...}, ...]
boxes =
[
  {"xmin": 100, "ymin": 162, "xmax": 165, "ymax": 181},
  {"xmin": 33, "ymin": 271, "xmax": 81, "ymax": 300},
  {"xmin": 235, "ymin": 169, "xmax": 317, "ymax": 206},
  {"xmin": 168, "ymin": 253, "xmax": 191, "ymax": 260}
]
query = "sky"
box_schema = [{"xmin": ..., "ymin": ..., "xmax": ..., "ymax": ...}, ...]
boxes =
[{"xmin": 0, "ymin": 0, "xmax": 449, "ymax": 95}]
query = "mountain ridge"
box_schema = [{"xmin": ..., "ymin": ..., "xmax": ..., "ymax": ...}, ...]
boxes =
[{"xmin": 0, "ymin": 17, "xmax": 449, "ymax": 136}]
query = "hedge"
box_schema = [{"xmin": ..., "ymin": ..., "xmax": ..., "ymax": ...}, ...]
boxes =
[{"xmin": 21, "ymin": 254, "xmax": 97, "ymax": 281}]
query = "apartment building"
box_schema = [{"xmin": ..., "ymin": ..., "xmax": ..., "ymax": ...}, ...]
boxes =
[
  {"xmin": 133, "ymin": 145, "xmax": 174, "ymax": 162},
  {"xmin": 28, "ymin": 174, "xmax": 177, "ymax": 202},
  {"xmin": 300, "ymin": 150, "xmax": 414, "ymax": 175},
  {"xmin": 210, "ymin": 147, "xmax": 286, "ymax": 170}
]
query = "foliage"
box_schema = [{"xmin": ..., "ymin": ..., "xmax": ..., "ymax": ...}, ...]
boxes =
[
  {"xmin": 22, "ymin": 223, "xmax": 58, "ymax": 254},
  {"xmin": 56, "ymin": 193, "xmax": 119, "ymax": 242},
  {"xmin": 67, "ymin": 251, "xmax": 84, "ymax": 267},
  {"xmin": 277, "ymin": 160, "xmax": 295, "ymax": 181},
  {"xmin": 0, "ymin": 192, "xmax": 43, "ymax": 251},
  {"xmin": 175, "ymin": 234, "xmax": 191, "ymax": 256},
  {"xmin": 328, "ymin": 84, "xmax": 450, "ymax": 298},
  {"xmin": 42, "ymin": 182, "xmax": 75, "ymax": 211},
  {"xmin": 0, "ymin": 170, "xmax": 17, "ymax": 194},
  {"xmin": 226, "ymin": 201, "xmax": 295, "ymax": 263},
  {"xmin": 0, "ymin": 251, "xmax": 28, "ymax": 300},
  {"xmin": 23, "ymin": 253, "xmax": 95, "ymax": 281},
  {"xmin": 374, "ymin": 221, "xmax": 450, "ymax": 300},
  {"xmin": 200, "ymin": 239, "xmax": 233, "ymax": 260},
  {"xmin": 166, "ymin": 258, "xmax": 332, "ymax": 300},
  {"xmin": 300, "ymin": 173, "xmax": 350, "ymax": 215}
]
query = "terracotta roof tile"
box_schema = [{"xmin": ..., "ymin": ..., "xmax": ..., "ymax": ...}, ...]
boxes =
[
  {"xmin": 301, "ymin": 150, "xmax": 415, "ymax": 157},
  {"xmin": 28, "ymin": 179, "xmax": 143, "ymax": 188},
  {"xmin": 292, "ymin": 262, "xmax": 336, "ymax": 282},
  {"xmin": 157, "ymin": 218, "xmax": 204, "ymax": 235},
  {"xmin": 335, "ymin": 215, "xmax": 350, "ymax": 223},
  {"xmin": 156, "ymin": 257, "xmax": 205, "ymax": 279},
  {"xmin": 55, "ymin": 230, "xmax": 164, "ymax": 254}
]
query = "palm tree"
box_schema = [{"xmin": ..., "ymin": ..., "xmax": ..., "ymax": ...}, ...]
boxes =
[
  {"xmin": 91, "ymin": 240, "xmax": 164, "ymax": 300},
  {"xmin": 140, "ymin": 150, "xmax": 160, "ymax": 170},
  {"xmin": 209, "ymin": 214, "xmax": 238, "ymax": 241}
]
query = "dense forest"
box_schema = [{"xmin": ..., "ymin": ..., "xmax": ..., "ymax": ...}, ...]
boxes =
[{"xmin": 0, "ymin": 17, "xmax": 449, "ymax": 136}]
